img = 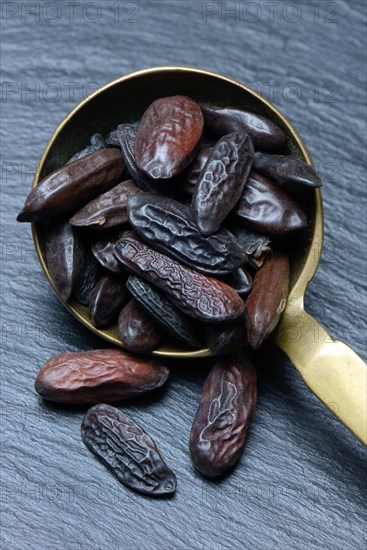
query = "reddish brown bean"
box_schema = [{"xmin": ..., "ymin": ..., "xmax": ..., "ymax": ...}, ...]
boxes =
[
  {"xmin": 245, "ymin": 251, "xmax": 290, "ymax": 349},
  {"xmin": 35, "ymin": 349, "xmax": 169, "ymax": 404},
  {"xmin": 135, "ymin": 96, "xmax": 204, "ymax": 179}
]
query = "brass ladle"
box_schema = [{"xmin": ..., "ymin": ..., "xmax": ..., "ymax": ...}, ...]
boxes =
[{"xmin": 31, "ymin": 67, "xmax": 367, "ymax": 445}]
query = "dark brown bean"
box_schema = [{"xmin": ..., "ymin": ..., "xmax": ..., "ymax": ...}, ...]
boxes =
[
  {"xmin": 179, "ymin": 146, "xmax": 213, "ymax": 196},
  {"xmin": 201, "ymin": 104, "xmax": 286, "ymax": 152},
  {"xmin": 114, "ymin": 237, "xmax": 245, "ymax": 323},
  {"xmin": 229, "ymin": 226, "xmax": 272, "ymax": 269},
  {"xmin": 127, "ymin": 276, "xmax": 202, "ymax": 348},
  {"xmin": 236, "ymin": 170, "xmax": 307, "ymax": 234},
  {"xmin": 81, "ymin": 404, "xmax": 176, "ymax": 496},
  {"xmin": 127, "ymin": 193, "xmax": 247, "ymax": 276},
  {"xmin": 254, "ymin": 153, "xmax": 322, "ymax": 190},
  {"xmin": 73, "ymin": 248, "xmax": 103, "ymax": 306},
  {"xmin": 189, "ymin": 350, "xmax": 257, "ymax": 477},
  {"xmin": 223, "ymin": 267, "xmax": 252, "ymax": 295},
  {"xmin": 70, "ymin": 179, "xmax": 141, "ymax": 230},
  {"xmin": 245, "ymin": 251, "xmax": 290, "ymax": 349},
  {"xmin": 17, "ymin": 149, "xmax": 125, "ymax": 222},
  {"xmin": 135, "ymin": 96, "xmax": 204, "ymax": 179},
  {"xmin": 116, "ymin": 123, "xmax": 158, "ymax": 192},
  {"xmin": 118, "ymin": 298, "xmax": 162, "ymax": 353},
  {"xmin": 192, "ymin": 133, "xmax": 254, "ymax": 236},
  {"xmin": 205, "ymin": 315, "xmax": 247, "ymax": 355},
  {"xmin": 45, "ymin": 220, "xmax": 84, "ymax": 302},
  {"xmin": 89, "ymin": 273, "xmax": 127, "ymax": 328},
  {"xmin": 91, "ymin": 234, "xmax": 127, "ymax": 274},
  {"xmin": 35, "ymin": 349, "xmax": 169, "ymax": 404},
  {"xmin": 67, "ymin": 133, "xmax": 105, "ymax": 164}
]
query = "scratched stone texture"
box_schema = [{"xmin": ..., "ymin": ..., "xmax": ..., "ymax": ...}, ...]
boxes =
[{"xmin": 0, "ymin": 1, "xmax": 366, "ymax": 549}]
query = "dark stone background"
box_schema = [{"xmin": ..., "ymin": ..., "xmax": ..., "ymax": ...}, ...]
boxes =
[{"xmin": 1, "ymin": 1, "xmax": 366, "ymax": 548}]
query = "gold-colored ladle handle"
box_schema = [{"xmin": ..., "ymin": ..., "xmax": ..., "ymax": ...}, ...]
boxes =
[{"xmin": 273, "ymin": 304, "xmax": 367, "ymax": 445}]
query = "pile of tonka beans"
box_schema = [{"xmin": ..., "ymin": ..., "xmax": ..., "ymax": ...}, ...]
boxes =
[{"xmin": 18, "ymin": 95, "xmax": 321, "ymax": 496}]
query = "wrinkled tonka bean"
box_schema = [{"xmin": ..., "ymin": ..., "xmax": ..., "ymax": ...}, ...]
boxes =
[
  {"xmin": 81, "ymin": 404, "xmax": 177, "ymax": 496},
  {"xmin": 17, "ymin": 149, "xmax": 125, "ymax": 222},
  {"xmin": 192, "ymin": 132, "xmax": 254, "ymax": 236},
  {"xmin": 73, "ymin": 248, "xmax": 103, "ymax": 306},
  {"xmin": 118, "ymin": 298, "xmax": 162, "ymax": 353},
  {"xmin": 135, "ymin": 96, "xmax": 204, "ymax": 179},
  {"xmin": 189, "ymin": 350, "xmax": 257, "ymax": 477},
  {"xmin": 235, "ymin": 170, "xmax": 307, "ymax": 234},
  {"xmin": 35, "ymin": 349, "xmax": 169, "ymax": 404},
  {"xmin": 254, "ymin": 153, "xmax": 322, "ymax": 190},
  {"xmin": 70, "ymin": 179, "xmax": 141, "ymax": 230},
  {"xmin": 179, "ymin": 146, "xmax": 213, "ymax": 197},
  {"xmin": 127, "ymin": 193, "xmax": 247, "ymax": 276},
  {"xmin": 245, "ymin": 251, "xmax": 290, "ymax": 349},
  {"xmin": 205, "ymin": 315, "xmax": 247, "ymax": 355},
  {"xmin": 45, "ymin": 220, "xmax": 84, "ymax": 302},
  {"xmin": 114, "ymin": 237, "xmax": 245, "ymax": 323},
  {"xmin": 201, "ymin": 104, "xmax": 286, "ymax": 151},
  {"xmin": 127, "ymin": 275, "xmax": 202, "ymax": 348},
  {"xmin": 89, "ymin": 273, "xmax": 127, "ymax": 328}
]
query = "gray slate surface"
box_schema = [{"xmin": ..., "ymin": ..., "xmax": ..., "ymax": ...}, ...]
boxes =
[{"xmin": 1, "ymin": 1, "xmax": 366, "ymax": 549}]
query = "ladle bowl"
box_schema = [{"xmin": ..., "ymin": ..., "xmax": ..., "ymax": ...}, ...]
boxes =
[{"xmin": 31, "ymin": 67, "xmax": 366, "ymax": 444}]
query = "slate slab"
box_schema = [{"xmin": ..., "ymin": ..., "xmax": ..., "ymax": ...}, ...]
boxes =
[{"xmin": 1, "ymin": 1, "xmax": 366, "ymax": 549}]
